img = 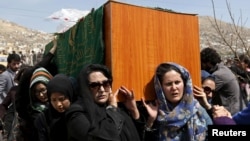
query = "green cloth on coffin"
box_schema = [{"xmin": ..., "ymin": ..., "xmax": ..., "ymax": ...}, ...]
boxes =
[{"xmin": 44, "ymin": 6, "xmax": 104, "ymax": 78}]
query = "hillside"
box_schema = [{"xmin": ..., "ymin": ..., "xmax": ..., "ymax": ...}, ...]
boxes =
[
  {"xmin": 0, "ymin": 19, "xmax": 52, "ymax": 55},
  {"xmin": 0, "ymin": 16, "xmax": 250, "ymax": 59},
  {"xmin": 199, "ymin": 16, "xmax": 250, "ymax": 58}
]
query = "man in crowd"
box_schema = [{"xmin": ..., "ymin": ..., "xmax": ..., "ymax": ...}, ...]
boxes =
[
  {"xmin": 200, "ymin": 47, "xmax": 246, "ymax": 115},
  {"xmin": 0, "ymin": 53, "xmax": 21, "ymax": 104}
]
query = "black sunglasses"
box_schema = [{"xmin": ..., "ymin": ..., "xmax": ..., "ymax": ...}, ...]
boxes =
[
  {"xmin": 89, "ymin": 80, "xmax": 111, "ymax": 91},
  {"xmin": 202, "ymin": 86, "xmax": 215, "ymax": 95}
]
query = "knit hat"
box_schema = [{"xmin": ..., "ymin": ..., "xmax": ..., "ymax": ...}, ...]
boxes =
[{"xmin": 30, "ymin": 67, "xmax": 53, "ymax": 88}]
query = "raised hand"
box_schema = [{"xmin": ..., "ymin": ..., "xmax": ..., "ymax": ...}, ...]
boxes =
[
  {"xmin": 212, "ymin": 105, "xmax": 232, "ymax": 118},
  {"xmin": 108, "ymin": 89, "xmax": 118, "ymax": 108},
  {"xmin": 50, "ymin": 36, "xmax": 58, "ymax": 54},
  {"xmin": 118, "ymin": 86, "xmax": 139, "ymax": 119},
  {"xmin": 193, "ymin": 85, "xmax": 211, "ymax": 110},
  {"xmin": 142, "ymin": 98, "xmax": 158, "ymax": 128}
]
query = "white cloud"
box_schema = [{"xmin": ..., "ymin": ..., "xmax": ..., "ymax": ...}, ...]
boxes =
[{"xmin": 46, "ymin": 9, "xmax": 90, "ymax": 33}]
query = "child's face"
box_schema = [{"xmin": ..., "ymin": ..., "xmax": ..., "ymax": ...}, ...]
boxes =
[{"xmin": 50, "ymin": 92, "xmax": 70, "ymax": 113}]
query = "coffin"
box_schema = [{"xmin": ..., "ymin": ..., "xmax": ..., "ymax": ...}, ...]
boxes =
[{"xmin": 104, "ymin": 1, "xmax": 201, "ymax": 101}]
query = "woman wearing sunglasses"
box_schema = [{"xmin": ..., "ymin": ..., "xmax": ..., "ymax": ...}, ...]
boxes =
[
  {"xmin": 65, "ymin": 64, "xmax": 141, "ymax": 141},
  {"xmin": 193, "ymin": 74, "xmax": 236, "ymax": 125},
  {"xmin": 193, "ymin": 75, "xmax": 216, "ymax": 117}
]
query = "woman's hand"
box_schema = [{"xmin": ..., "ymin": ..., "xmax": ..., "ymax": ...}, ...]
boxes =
[
  {"xmin": 142, "ymin": 98, "xmax": 158, "ymax": 128},
  {"xmin": 108, "ymin": 89, "xmax": 118, "ymax": 108},
  {"xmin": 118, "ymin": 86, "xmax": 139, "ymax": 119},
  {"xmin": 193, "ymin": 85, "xmax": 211, "ymax": 110},
  {"xmin": 49, "ymin": 36, "xmax": 58, "ymax": 54},
  {"xmin": 212, "ymin": 105, "xmax": 232, "ymax": 118}
]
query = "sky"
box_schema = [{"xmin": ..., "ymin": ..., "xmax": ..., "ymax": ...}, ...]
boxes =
[{"xmin": 0, "ymin": 0, "xmax": 250, "ymax": 34}]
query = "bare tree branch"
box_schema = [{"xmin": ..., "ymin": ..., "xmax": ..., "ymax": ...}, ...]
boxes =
[{"xmin": 207, "ymin": 0, "xmax": 250, "ymax": 59}]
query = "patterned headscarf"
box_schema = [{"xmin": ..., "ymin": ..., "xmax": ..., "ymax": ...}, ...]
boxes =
[{"xmin": 154, "ymin": 62, "xmax": 211, "ymax": 141}]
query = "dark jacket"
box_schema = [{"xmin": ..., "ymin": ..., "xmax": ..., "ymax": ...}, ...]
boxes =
[
  {"xmin": 66, "ymin": 100, "xmax": 141, "ymax": 141},
  {"xmin": 15, "ymin": 52, "xmax": 57, "ymax": 141},
  {"xmin": 16, "ymin": 52, "xmax": 57, "ymax": 121},
  {"xmin": 34, "ymin": 74, "xmax": 76, "ymax": 141},
  {"xmin": 0, "ymin": 86, "xmax": 18, "ymax": 119},
  {"xmin": 65, "ymin": 103, "xmax": 90, "ymax": 141},
  {"xmin": 34, "ymin": 107, "xmax": 68, "ymax": 141},
  {"xmin": 211, "ymin": 63, "xmax": 246, "ymax": 115},
  {"xmin": 65, "ymin": 64, "xmax": 141, "ymax": 141}
]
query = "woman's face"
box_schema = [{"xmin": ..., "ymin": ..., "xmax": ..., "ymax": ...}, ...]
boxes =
[
  {"xmin": 50, "ymin": 92, "xmax": 70, "ymax": 113},
  {"xmin": 88, "ymin": 71, "xmax": 112, "ymax": 105},
  {"xmin": 161, "ymin": 70, "xmax": 184, "ymax": 106},
  {"xmin": 202, "ymin": 79, "xmax": 215, "ymax": 100},
  {"xmin": 34, "ymin": 83, "xmax": 48, "ymax": 103}
]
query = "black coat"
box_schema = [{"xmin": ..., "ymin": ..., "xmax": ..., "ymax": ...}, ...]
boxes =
[
  {"xmin": 65, "ymin": 101, "xmax": 141, "ymax": 141},
  {"xmin": 34, "ymin": 74, "xmax": 76, "ymax": 141},
  {"xmin": 65, "ymin": 64, "xmax": 141, "ymax": 141}
]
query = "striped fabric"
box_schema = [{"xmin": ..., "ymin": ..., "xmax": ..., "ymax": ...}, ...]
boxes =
[{"xmin": 30, "ymin": 67, "xmax": 53, "ymax": 88}]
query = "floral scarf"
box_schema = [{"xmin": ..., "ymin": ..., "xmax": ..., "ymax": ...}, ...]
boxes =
[{"xmin": 154, "ymin": 62, "xmax": 211, "ymax": 141}]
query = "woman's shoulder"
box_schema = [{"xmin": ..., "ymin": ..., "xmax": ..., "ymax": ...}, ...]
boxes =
[
  {"xmin": 34, "ymin": 110, "xmax": 48, "ymax": 128},
  {"xmin": 67, "ymin": 103, "xmax": 84, "ymax": 113},
  {"xmin": 65, "ymin": 103, "xmax": 85, "ymax": 120}
]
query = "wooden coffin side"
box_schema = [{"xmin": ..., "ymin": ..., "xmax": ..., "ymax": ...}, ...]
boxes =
[{"xmin": 104, "ymin": 2, "xmax": 201, "ymax": 101}]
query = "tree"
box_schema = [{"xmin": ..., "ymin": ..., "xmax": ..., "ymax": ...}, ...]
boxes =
[{"xmin": 208, "ymin": 0, "xmax": 250, "ymax": 60}]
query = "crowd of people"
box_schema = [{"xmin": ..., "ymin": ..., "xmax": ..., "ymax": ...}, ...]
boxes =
[
  {"xmin": 0, "ymin": 49, "xmax": 43, "ymax": 67},
  {"xmin": 0, "ymin": 40, "xmax": 250, "ymax": 141}
]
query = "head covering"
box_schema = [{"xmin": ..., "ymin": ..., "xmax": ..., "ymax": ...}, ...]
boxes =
[
  {"xmin": 154, "ymin": 62, "xmax": 212, "ymax": 141},
  {"xmin": 14, "ymin": 65, "xmax": 32, "ymax": 84},
  {"xmin": 47, "ymin": 74, "xmax": 75, "ymax": 103},
  {"xmin": 201, "ymin": 70, "xmax": 211, "ymax": 81},
  {"xmin": 45, "ymin": 74, "xmax": 75, "ymax": 141},
  {"xmin": 30, "ymin": 67, "xmax": 53, "ymax": 88},
  {"xmin": 29, "ymin": 67, "xmax": 52, "ymax": 112},
  {"xmin": 77, "ymin": 64, "xmax": 119, "ymax": 140}
]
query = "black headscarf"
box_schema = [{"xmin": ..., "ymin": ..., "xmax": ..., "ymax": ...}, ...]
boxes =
[
  {"xmin": 77, "ymin": 64, "xmax": 141, "ymax": 141},
  {"xmin": 46, "ymin": 73, "xmax": 77, "ymax": 122},
  {"xmin": 46, "ymin": 74, "xmax": 76, "ymax": 141},
  {"xmin": 47, "ymin": 74, "xmax": 75, "ymax": 103},
  {"xmin": 76, "ymin": 64, "xmax": 120, "ymax": 140}
]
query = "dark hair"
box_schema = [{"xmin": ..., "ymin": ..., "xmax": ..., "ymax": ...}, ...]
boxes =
[
  {"xmin": 239, "ymin": 54, "xmax": 250, "ymax": 65},
  {"xmin": 200, "ymin": 48, "xmax": 221, "ymax": 66},
  {"xmin": 202, "ymin": 75, "xmax": 215, "ymax": 84},
  {"xmin": 75, "ymin": 64, "xmax": 113, "ymax": 123},
  {"xmin": 156, "ymin": 63, "xmax": 186, "ymax": 87},
  {"xmin": 85, "ymin": 64, "xmax": 113, "ymax": 86},
  {"xmin": 7, "ymin": 53, "xmax": 21, "ymax": 63},
  {"xmin": 0, "ymin": 64, "xmax": 6, "ymax": 71},
  {"xmin": 47, "ymin": 74, "xmax": 76, "ymax": 102},
  {"xmin": 14, "ymin": 65, "xmax": 32, "ymax": 84}
]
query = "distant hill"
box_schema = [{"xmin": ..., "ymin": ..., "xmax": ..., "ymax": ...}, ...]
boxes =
[
  {"xmin": 0, "ymin": 16, "xmax": 250, "ymax": 58},
  {"xmin": 198, "ymin": 16, "xmax": 250, "ymax": 58},
  {"xmin": 0, "ymin": 19, "xmax": 52, "ymax": 55}
]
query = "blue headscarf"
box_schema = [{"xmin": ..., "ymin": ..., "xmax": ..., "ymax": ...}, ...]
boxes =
[
  {"xmin": 201, "ymin": 70, "xmax": 211, "ymax": 81},
  {"xmin": 154, "ymin": 62, "xmax": 212, "ymax": 141}
]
